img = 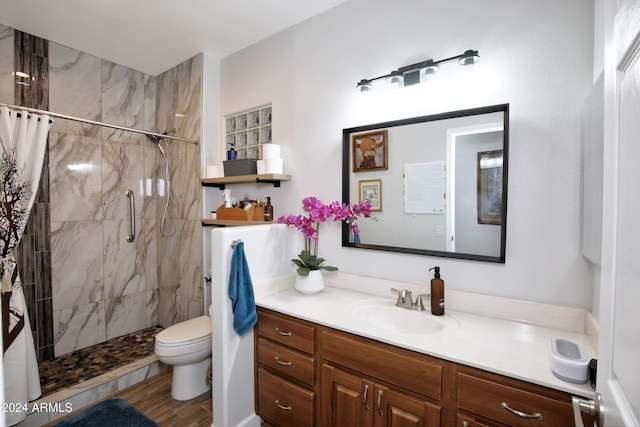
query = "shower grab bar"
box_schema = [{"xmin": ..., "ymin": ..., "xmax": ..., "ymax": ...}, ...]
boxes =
[{"xmin": 125, "ymin": 190, "xmax": 135, "ymax": 243}]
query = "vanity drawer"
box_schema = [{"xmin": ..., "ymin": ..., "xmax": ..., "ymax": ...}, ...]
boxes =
[
  {"xmin": 457, "ymin": 373, "xmax": 575, "ymax": 427},
  {"xmin": 257, "ymin": 337, "xmax": 315, "ymax": 386},
  {"xmin": 456, "ymin": 413, "xmax": 490, "ymax": 427},
  {"xmin": 323, "ymin": 330, "xmax": 442, "ymax": 401},
  {"xmin": 257, "ymin": 309, "xmax": 315, "ymax": 354},
  {"xmin": 257, "ymin": 368, "xmax": 314, "ymax": 427}
]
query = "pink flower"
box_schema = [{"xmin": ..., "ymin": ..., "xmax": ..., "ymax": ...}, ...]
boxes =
[
  {"xmin": 277, "ymin": 197, "xmax": 374, "ymax": 246},
  {"xmin": 277, "ymin": 197, "xmax": 376, "ymax": 274}
]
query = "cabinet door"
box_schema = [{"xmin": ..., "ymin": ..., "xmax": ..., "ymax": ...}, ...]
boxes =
[
  {"xmin": 374, "ymin": 385, "xmax": 441, "ymax": 427},
  {"xmin": 322, "ymin": 364, "xmax": 374, "ymax": 427}
]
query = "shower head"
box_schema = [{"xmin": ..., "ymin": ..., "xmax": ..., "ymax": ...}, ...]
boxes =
[{"xmin": 145, "ymin": 134, "xmax": 163, "ymax": 144}]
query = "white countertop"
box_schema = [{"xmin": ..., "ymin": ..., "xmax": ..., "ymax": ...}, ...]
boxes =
[{"xmin": 256, "ymin": 284, "xmax": 596, "ymax": 398}]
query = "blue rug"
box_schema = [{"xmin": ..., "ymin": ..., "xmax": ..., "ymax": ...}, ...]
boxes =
[{"xmin": 53, "ymin": 398, "xmax": 159, "ymax": 426}]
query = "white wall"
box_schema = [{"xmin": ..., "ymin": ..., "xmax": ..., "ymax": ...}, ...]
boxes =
[
  {"xmin": 211, "ymin": 224, "xmax": 301, "ymax": 427},
  {"xmin": 215, "ymin": 0, "xmax": 595, "ymax": 309}
]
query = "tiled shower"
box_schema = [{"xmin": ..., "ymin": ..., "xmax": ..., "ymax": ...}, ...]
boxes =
[{"xmin": 0, "ymin": 24, "xmax": 204, "ymax": 362}]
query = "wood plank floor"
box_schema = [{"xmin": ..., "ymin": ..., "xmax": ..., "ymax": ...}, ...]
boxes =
[{"xmin": 48, "ymin": 369, "xmax": 213, "ymax": 426}]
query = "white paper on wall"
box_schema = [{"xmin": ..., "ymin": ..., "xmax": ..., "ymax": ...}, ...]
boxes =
[{"xmin": 404, "ymin": 161, "xmax": 445, "ymax": 214}]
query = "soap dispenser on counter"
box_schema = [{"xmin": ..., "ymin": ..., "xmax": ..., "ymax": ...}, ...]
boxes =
[
  {"xmin": 429, "ymin": 266, "xmax": 445, "ymax": 315},
  {"xmin": 264, "ymin": 196, "xmax": 274, "ymax": 221}
]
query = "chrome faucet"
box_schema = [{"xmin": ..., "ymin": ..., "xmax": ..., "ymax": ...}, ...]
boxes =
[
  {"xmin": 391, "ymin": 288, "xmax": 431, "ymax": 311},
  {"xmin": 413, "ymin": 294, "xmax": 431, "ymax": 311},
  {"xmin": 392, "ymin": 288, "xmax": 413, "ymax": 309}
]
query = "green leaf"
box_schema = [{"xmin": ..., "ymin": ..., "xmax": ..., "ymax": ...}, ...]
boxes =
[
  {"xmin": 291, "ymin": 258, "xmax": 305, "ymax": 268},
  {"xmin": 292, "ymin": 249, "xmax": 338, "ymax": 275},
  {"xmin": 298, "ymin": 249, "xmax": 313, "ymax": 262},
  {"xmin": 296, "ymin": 267, "xmax": 311, "ymax": 276}
]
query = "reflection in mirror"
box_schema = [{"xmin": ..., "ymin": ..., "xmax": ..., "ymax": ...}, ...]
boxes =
[{"xmin": 342, "ymin": 104, "xmax": 509, "ymax": 263}]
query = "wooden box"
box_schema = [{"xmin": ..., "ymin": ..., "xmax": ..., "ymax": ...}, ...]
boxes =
[{"xmin": 216, "ymin": 203, "xmax": 265, "ymax": 221}]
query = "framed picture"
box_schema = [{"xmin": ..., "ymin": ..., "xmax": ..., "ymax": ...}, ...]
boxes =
[
  {"xmin": 359, "ymin": 179, "xmax": 382, "ymax": 211},
  {"xmin": 477, "ymin": 150, "xmax": 503, "ymax": 225},
  {"xmin": 352, "ymin": 130, "xmax": 388, "ymax": 172}
]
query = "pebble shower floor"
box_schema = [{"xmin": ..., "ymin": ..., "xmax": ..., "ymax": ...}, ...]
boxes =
[{"xmin": 38, "ymin": 326, "xmax": 163, "ymax": 397}]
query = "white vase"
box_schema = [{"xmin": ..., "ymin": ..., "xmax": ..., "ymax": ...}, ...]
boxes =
[{"xmin": 294, "ymin": 270, "xmax": 325, "ymax": 294}]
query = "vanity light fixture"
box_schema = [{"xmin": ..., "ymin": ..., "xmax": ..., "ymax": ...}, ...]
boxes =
[
  {"xmin": 458, "ymin": 49, "xmax": 481, "ymax": 66},
  {"xmin": 423, "ymin": 59, "xmax": 439, "ymax": 76},
  {"xmin": 356, "ymin": 79, "xmax": 373, "ymax": 92},
  {"xmin": 356, "ymin": 49, "xmax": 480, "ymax": 92},
  {"xmin": 385, "ymin": 70, "xmax": 404, "ymax": 86}
]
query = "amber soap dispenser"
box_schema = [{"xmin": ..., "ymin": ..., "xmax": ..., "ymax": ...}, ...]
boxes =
[
  {"xmin": 264, "ymin": 196, "xmax": 274, "ymax": 222},
  {"xmin": 429, "ymin": 266, "xmax": 445, "ymax": 315}
]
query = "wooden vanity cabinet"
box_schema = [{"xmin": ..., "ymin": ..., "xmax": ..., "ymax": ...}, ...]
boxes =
[
  {"xmin": 322, "ymin": 364, "xmax": 442, "ymax": 427},
  {"xmin": 321, "ymin": 329, "xmax": 444, "ymax": 426},
  {"xmin": 255, "ymin": 307, "xmax": 593, "ymax": 427},
  {"xmin": 256, "ymin": 309, "xmax": 319, "ymax": 427},
  {"xmin": 455, "ymin": 413, "xmax": 490, "ymax": 427},
  {"xmin": 454, "ymin": 365, "xmax": 594, "ymax": 427}
]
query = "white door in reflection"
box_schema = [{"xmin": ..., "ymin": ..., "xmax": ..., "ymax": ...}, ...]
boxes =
[{"xmin": 446, "ymin": 123, "xmax": 503, "ymax": 255}]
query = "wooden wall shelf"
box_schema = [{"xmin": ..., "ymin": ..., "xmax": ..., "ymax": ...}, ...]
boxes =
[
  {"xmin": 202, "ymin": 219, "xmax": 275, "ymax": 227},
  {"xmin": 201, "ymin": 174, "xmax": 291, "ymax": 190}
]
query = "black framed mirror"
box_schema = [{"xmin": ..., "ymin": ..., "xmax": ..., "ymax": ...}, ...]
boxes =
[{"xmin": 342, "ymin": 104, "xmax": 509, "ymax": 263}]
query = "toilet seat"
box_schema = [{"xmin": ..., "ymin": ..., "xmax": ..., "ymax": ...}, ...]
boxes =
[
  {"xmin": 153, "ymin": 315, "xmax": 212, "ymax": 400},
  {"xmin": 155, "ymin": 315, "xmax": 212, "ymax": 347}
]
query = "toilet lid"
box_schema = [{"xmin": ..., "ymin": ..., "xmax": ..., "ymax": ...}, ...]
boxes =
[{"xmin": 156, "ymin": 315, "xmax": 212, "ymax": 345}]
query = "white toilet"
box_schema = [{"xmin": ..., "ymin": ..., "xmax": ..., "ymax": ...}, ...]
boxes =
[{"xmin": 154, "ymin": 315, "xmax": 212, "ymax": 400}]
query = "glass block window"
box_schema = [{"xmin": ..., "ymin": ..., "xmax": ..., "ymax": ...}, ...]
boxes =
[{"xmin": 225, "ymin": 105, "xmax": 272, "ymax": 160}]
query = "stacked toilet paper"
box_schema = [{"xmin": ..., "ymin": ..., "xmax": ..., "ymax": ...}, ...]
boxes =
[
  {"xmin": 205, "ymin": 165, "xmax": 220, "ymax": 178},
  {"xmin": 257, "ymin": 144, "xmax": 284, "ymax": 174}
]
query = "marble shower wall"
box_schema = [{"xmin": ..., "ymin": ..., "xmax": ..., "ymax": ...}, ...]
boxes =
[
  {"xmin": 47, "ymin": 43, "xmax": 203, "ymax": 355},
  {"xmin": 0, "ymin": 23, "xmax": 203, "ymax": 357},
  {"xmin": 47, "ymin": 42, "xmax": 160, "ymax": 355},
  {"xmin": 155, "ymin": 55, "xmax": 204, "ymax": 327},
  {"xmin": 1, "ymin": 26, "xmax": 55, "ymax": 361}
]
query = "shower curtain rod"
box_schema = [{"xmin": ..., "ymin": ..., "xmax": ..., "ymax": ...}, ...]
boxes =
[{"xmin": 0, "ymin": 102, "xmax": 199, "ymax": 145}]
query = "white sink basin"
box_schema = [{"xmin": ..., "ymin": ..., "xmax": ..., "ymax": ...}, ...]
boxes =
[{"xmin": 348, "ymin": 299, "xmax": 458, "ymax": 335}]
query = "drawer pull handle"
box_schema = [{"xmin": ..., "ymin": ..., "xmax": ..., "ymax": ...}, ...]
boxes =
[
  {"xmin": 500, "ymin": 402, "xmax": 543, "ymax": 420},
  {"xmin": 275, "ymin": 400, "xmax": 292, "ymax": 411},
  {"xmin": 275, "ymin": 327, "xmax": 292, "ymax": 336},
  {"xmin": 362, "ymin": 384, "xmax": 370, "ymax": 410},
  {"xmin": 377, "ymin": 389, "xmax": 384, "ymax": 416},
  {"xmin": 274, "ymin": 356, "xmax": 292, "ymax": 366}
]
